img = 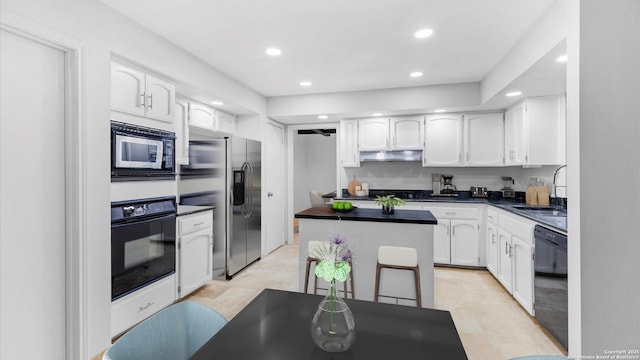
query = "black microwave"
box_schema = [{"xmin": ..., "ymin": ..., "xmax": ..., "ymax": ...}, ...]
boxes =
[{"xmin": 111, "ymin": 121, "xmax": 176, "ymax": 181}]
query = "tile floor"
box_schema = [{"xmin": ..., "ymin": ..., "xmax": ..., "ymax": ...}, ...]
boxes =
[{"xmin": 185, "ymin": 244, "xmax": 566, "ymax": 359}]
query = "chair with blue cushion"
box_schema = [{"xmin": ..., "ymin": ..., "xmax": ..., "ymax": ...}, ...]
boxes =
[
  {"xmin": 510, "ymin": 356, "xmax": 569, "ymax": 360},
  {"xmin": 103, "ymin": 301, "xmax": 227, "ymax": 360}
]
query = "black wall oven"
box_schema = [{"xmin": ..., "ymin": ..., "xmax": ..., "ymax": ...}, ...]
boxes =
[
  {"xmin": 111, "ymin": 121, "xmax": 176, "ymax": 181},
  {"xmin": 111, "ymin": 196, "xmax": 176, "ymax": 300}
]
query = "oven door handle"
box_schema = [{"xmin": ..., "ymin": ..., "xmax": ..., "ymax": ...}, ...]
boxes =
[{"xmin": 112, "ymin": 213, "xmax": 176, "ymax": 227}]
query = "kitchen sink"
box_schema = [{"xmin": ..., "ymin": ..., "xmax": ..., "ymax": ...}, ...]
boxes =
[{"xmin": 511, "ymin": 205, "xmax": 566, "ymax": 217}]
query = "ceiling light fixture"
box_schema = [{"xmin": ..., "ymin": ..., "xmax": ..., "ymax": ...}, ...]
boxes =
[
  {"xmin": 265, "ymin": 48, "xmax": 282, "ymax": 56},
  {"xmin": 506, "ymin": 91, "xmax": 523, "ymax": 97},
  {"xmin": 318, "ymin": 115, "xmax": 328, "ymax": 119},
  {"xmin": 414, "ymin": 28, "xmax": 434, "ymax": 39},
  {"xmin": 372, "ymin": 113, "xmax": 383, "ymax": 117},
  {"xmin": 211, "ymin": 101, "xmax": 224, "ymax": 106},
  {"xmin": 434, "ymin": 109, "xmax": 446, "ymax": 113},
  {"xmin": 300, "ymin": 81, "xmax": 312, "ymax": 87},
  {"xmin": 556, "ymin": 54, "xmax": 568, "ymax": 63},
  {"xmin": 410, "ymin": 71, "xmax": 424, "ymax": 78}
]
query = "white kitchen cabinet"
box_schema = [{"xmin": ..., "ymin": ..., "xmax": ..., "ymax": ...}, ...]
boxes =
[
  {"xmin": 389, "ymin": 117, "xmax": 423, "ymax": 150},
  {"xmin": 504, "ymin": 102, "xmax": 527, "ymax": 165},
  {"xmin": 111, "ymin": 61, "xmax": 175, "ymax": 123},
  {"xmin": 177, "ymin": 210, "xmax": 213, "ymax": 298},
  {"xmin": 504, "ymin": 96, "xmax": 566, "ymax": 166},
  {"xmin": 358, "ymin": 118, "xmax": 389, "ymax": 151},
  {"xmin": 494, "ymin": 209, "xmax": 535, "ymax": 315},
  {"xmin": 189, "ymin": 102, "xmax": 215, "ymax": 130},
  {"xmin": 423, "ymin": 114, "xmax": 464, "ymax": 167},
  {"xmin": 511, "ymin": 236, "xmax": 534, "ymax": 315},
  {"xmin": 486, "ymin": 221, "xmax": 499, "ymax": 276},
  {"xmin": 450, "ymin": 220, "xmax": 480, "ymax": 266},
  {"xmin": 111, "ymin": 275, "xmax": 176, "ymax": 337},
  {"xmin": 429, "ymin": 206, "xmax": 480, "ymax": 266},
  {"xmin": 358, "ymin": 117, "xmax": 423, "ymax": 151},
  {"xmin": 464, "ymin": 113, "xmax": 504, "ymax": 166},
  {"xmin": 340, "ymin": 120, "xmax": 359, "ymax": 167},
  {"xmin": 497, "ymin": 227, "xmax": 513, "ymax": 291},
  {"xmin": 215, "ymin": 110, "xmax": 236, "ymax": 134},
  {"xmin": 188, "ymin": 101, "xmax": 235, "ymax": 135},
  {"xmin": 174, "ymin": 97, "xmax": 189, "ymax": 165}
]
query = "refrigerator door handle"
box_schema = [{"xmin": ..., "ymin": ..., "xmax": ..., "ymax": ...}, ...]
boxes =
[
  {"xmin": 240, "ymin": 162, "xmax": 249, "ymax": 217},
  {"xmin": 246, "ymin": 161, "xmax": 254, "ymax": 218}
]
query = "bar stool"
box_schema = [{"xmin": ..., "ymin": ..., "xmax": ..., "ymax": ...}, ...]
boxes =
[
  {"xmin": 304, "ymin": 241, "xmax": 355, "ymax": 299},
  {"xmin": 374, "ymin": 246, "xmax": 421, "ymax": 307}
]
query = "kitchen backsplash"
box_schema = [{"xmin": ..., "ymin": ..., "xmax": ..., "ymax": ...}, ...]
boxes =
[{"xmin": 341, "ymin": 162, "xmax": 566, "ymax": 198}]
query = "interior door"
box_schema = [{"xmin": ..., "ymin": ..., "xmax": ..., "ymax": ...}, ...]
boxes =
[
  {"xmin": 265, "ymin": 122, "xmax": 285, "ymax": 253},
  {"xmin": 1, "ymin": 29, "xmax": 67, "ymax": 359}
]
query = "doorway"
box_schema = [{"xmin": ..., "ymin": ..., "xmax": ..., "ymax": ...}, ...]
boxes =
[
  {"xmin": 0, "ymin": 19, "xmax": 84, "ymax": 359},
  {"xmin": 290, "ymin": 125, "xmax": 338, "ymax": 242}
]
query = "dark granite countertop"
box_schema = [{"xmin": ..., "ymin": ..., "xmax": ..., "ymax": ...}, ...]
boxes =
[
  {"xmin": 295, "ymin": 206, "xmax": 438, "ymax": 225},
  {"xmin": 177, "ymin": 205, "xmax": 215, "ymax": 216},
  {"xmin": 336, "ymin": 189, "xmax": 567, "ymax": 233}
]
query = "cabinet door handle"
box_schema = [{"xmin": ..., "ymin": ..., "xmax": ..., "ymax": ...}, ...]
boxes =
[
  {"xmin": 466, "ymin": 152, "xmax": 470, "ymax": 162},
  {"xmin": 148, "ymin": 93, "xmax": 153, "ymax": 109},
  {"xmin": 505, "ymin": 242, "xmax": 509, "ymax": 255},
  {"xmin": 140, "ymin": 93, "xmax": 146, "ymax": 108},
  {"xmin": 491, "ymin": 234, "xmax": 496, "ymax": 244},
  {"xmin": 139, "ymin": 302, "xmax": 154, "ymax": 312},
  {"xmin": 458, "ymin": 153, "xmax": 462, "ymax": 163}
]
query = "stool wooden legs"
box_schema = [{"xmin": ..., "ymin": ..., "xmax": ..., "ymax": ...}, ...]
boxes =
[{"xmin": 374, "ymin": 262, "xmax": 422, "ymax": 307}]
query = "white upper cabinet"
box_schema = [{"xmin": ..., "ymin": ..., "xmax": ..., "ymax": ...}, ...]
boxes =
[
  {"xmin": 174, "ymin": 98, "xmax": 189, "ymax": 165},
  {"xmin": 526, "ymin": 96, "xmax": 565, "ymax": 165},
  {"xmin": 340, "ymin": 120, "xmax": 359, "ymax": 167},
  {"xmin": 188, "ymin": 102, "xmax": 215, "ymax": 129},
  {"xmin": 505, "ymin": 95, "xmax": 566, "ymax": 166},
  {"xmin": 110, "ymin": 61, "xmax": 175, "ymax": 123},
  {"xmin": 144, "ymin": 74, "xmax": 175, "ymax": 122},
  {"xmin": 423, "ymin": 114, "xmax": 464, "ymax": 167},
  {"xmin": 111, "ymin": 63, "xmax": 146, "ymax": 117},
  {"xmin": 389, "ymin": 116, "xmax": 423, "ymax": 150},
  {"xmin": 504, "ymin": 102, "xmax": 527, "ymax": 165},
  {"xmin": 464, "ymin": 113, "xmax": 504, "ymax": 166},
  {"xmin": 358, "ymin": 118, "xmax": 390, "ymax": 151},
  {"xmin": 215, "ymin": 110, "xmax": 236, "ymax": 134}
]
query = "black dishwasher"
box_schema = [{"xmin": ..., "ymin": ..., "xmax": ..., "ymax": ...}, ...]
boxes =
[{"xmin": 534, "ymin": 225, "xmax": 568, "ymax": 350}]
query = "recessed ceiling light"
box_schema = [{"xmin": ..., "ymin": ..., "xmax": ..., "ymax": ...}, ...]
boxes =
[
  {"xmin": 211, "ymin": 101, "xmax": 224, "ymax": 106},
  {"xmin": 318, "ymin": 115, "xmax": 328, "ymax": 119},
  {"xmin": 556, "ymin": 54, "xmax": 568, "ymax": 63},
  {"xmin": 372, "ymin": 113, "xmax": 383, "ymax": 117},
  {"xmin": 434, "ymin": 109, "xmax": 446, "ymax": 113},
  {"xmin": 506, "ymin": 91, "xmax": 523, "ymax": 97},
  {"xmin": 414, "ymin": 28, "xmax": 434, "ymax": 39},
  {"xmin": 410, "ymin": 71, "xmax": 424, "ymax": 78},
  {"xmin": 265, "ymin": 48, "xmax": 282, "ymax": 56},
  {"xmin": 300, "ymin": 81, "xmax": 312, "ymax": 87}
]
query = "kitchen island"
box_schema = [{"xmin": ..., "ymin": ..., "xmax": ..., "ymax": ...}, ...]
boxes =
[{"xmin": 295, "ymin": 207, "xmax": 438, "ymax": 308}]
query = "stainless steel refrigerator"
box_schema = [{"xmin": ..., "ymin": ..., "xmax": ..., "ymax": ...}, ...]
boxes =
[{"xmin": 225, "ymin": 136, "xmax": 261, "ymax": 279}]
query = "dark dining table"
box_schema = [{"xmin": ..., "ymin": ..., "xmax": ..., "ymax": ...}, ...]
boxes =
[{"xmin": 189, "ymin": 289, "xmax": 468, "ymax": 360}]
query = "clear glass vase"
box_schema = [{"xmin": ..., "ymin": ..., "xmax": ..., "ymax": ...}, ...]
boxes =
[{"xmin": 310, "ymin": 280, "xmax": 356, "ymax": 352}]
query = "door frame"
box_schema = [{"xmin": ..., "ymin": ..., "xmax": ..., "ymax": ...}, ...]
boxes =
[
  {"xmin": 265, "ymin": 120, "xmax": 286, "ymax": 251},
  {"xmin": 285, "ymin": 122, "xmax": 339, "ymax": 245},
  {"xmin": 1, "ymin": 11, "xmax": 88, "ymax": 360}
]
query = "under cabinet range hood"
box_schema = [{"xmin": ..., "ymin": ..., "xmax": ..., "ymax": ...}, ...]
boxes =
[{"xmin": 359, "ymin": 150, "xmax": 423, "ymax": 162}]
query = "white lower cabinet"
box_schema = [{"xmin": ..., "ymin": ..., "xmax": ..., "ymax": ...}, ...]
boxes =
[
  {"xmin": 493, "ymin": 209, "xmax": 535, "ymax": 315},
  {"xmin": 430, "ymin": 207, "xmax": 480, "ymax": 266},
  {"xmin": 486, "ymin": 220, "xmax": 499, "ymax": 277},
  {"xmin": 177, "ymin": 210, "xmax": 213, "ymax": 298},
  {"xmin": 111, "ymin": 275, "xmax": 176, "ymax": 337}
]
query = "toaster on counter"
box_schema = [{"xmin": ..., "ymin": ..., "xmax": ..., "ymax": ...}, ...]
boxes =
[{"xmin": 470, "ymin": 186, "xmax": 488, "ymax": 198}]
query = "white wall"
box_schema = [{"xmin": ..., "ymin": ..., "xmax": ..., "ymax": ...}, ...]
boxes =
[
  {"xmin": 0, "ymin": 0, "xmax": 267, "ymax": 357},
  {"xmin": 293, "ymin": 133, "xmax": 337, "ymax": 212},
  {"xmin": 342, "ymin": 163, "xmax": 561, "ymax": 195},
  {"xmin": 567, "ymin": 0, "xmax": 640, "ymax": 355}
]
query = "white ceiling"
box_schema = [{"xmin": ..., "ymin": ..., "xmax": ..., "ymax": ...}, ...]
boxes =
[{"xmin": 100, "ymin": 0, "xmax": 558, "ymax": 100}]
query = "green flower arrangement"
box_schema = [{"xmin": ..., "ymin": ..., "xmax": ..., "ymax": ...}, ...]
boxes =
[{"xmin": 310, "ymin": 233, "xmax": 352, "ymax": 282}]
